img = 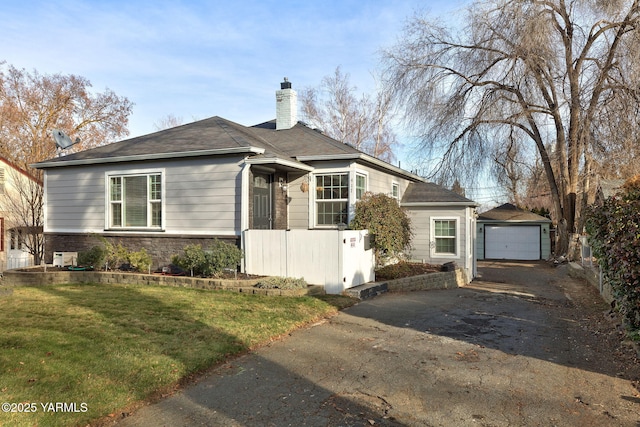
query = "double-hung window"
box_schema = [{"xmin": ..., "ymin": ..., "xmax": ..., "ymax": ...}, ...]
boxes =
[
  {"xmin": 109, "ymin": 173, "xmax": 162, "ymax": 229},
  {"xmin": 433, "ymin": 219, "xmax": 457, "ymax": 255},
  {"xmin": 316, "ymin": 173, "xmax": 348, "ymax": 225}
]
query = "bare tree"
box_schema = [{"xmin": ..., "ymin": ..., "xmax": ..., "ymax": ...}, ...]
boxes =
[
  {"xmin": 153, "ymin": 114, "xmax": 185, "ymax": 131},
  {"xmin": 383, "ymin": 0, "xmax": 640, "ymax": 255},
  {"xmin": 0, "ymin": 63, "xmax": 133, "ymax": 169},
  {"xmin": 0, "ymin": 165, "xmax": 44, "ymax": 265},
  {"xmin": 0, "ymin": 63, "xmax": 133, "ymax": 265},
  {"xmin": 299, "ymin": 67, "xmax": 398, "ymax": 162}
]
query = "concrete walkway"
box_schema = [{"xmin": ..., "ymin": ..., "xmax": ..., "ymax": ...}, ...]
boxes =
[{"xmin": 112, "ymin": 261, "xmax": 640, "ymax": 426}]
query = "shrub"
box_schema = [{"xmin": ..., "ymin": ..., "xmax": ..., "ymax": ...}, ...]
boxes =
[
  {"xmin": 350, "ymin": 192, "xmax": 412, "ymax": 265},
  {"xmin": 172, "ymin": 244, "xmax": 207, "ymax": 276},
  {"xmin": 77, "ymin": 245, "xmax": 107, "ymax": 269},
  {"xmin": 206, "ymin": 239, "xmax": 243, "ymax": 276},
  {"xmin": 585, "ymin": 174, "xmax": 640, "ymax": 331},
  {"xmin": 172, "ymin": 240, "xmax": 243, "ymax": 277},
  {"xmin": 103, "ymin": 242, "xmax": 130, "ymax": 270},
  {"xmin": 87, "ymin": 236, "xmax": 153, "ymax": 273},
  {"xmin": 128, "ymin": 248, "xmax": 152, "ymax": 273},
  {"xmin": 254, "ymin": 277, "xmax": 308, "ymax": 290}
]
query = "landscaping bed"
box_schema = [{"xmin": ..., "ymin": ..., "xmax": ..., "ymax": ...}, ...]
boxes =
[{"xmin": 375, "ymin": 261, "xmax": 442, "ymax": 280}]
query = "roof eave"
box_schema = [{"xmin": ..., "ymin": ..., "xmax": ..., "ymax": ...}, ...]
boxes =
[
  {"xmin": 402, "ymin": 201, "xmax": 479, "ymax": 207},
  {"xmin": 296, "ymin": 153, "xmax": 424, "ymax": 182},
  {"xmin": 477, "ymin": 218, "xmax": 552, "ymax": 223},
  {"xmin": 32, "ymin": 147, "xmax": 266, "ymax": 169},
  {"xmin": 245, "ymin": 156, "xmax": 315, "ymax": 172}
]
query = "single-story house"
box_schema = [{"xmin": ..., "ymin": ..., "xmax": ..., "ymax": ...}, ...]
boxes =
[
  {"xmin": 33, "ymin": 79, "xmax": 478, "ymax": 284},
  {"xmin": 476, "ymin": 203, "xmax": 551, "ymax": 261}
]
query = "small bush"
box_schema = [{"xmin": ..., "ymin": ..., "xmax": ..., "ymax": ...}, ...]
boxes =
[
  {"xmin": 171, "ymin": 240, "xmax": 243, "ymax": 277},
  {"xmin": 86, "ymin": 237, "xmax": 152, "ymax": 273},
  {"xmin": 77, "ymin": 246, "xmax": 106, "ymax": 269},
  {"xmin": 254, "ymin": 277, "xmax": 308, "ymax": 290},
  {"xmin": 350, "ymin": 192, "xmax": 412, "ymax": 266},
  {"xmin": 104, "ymin": 242, "xmax": 130, "ymax": 270},
  {"xmin": 128, "ymin": 248, "xmax": 152, "ymax": 273}
]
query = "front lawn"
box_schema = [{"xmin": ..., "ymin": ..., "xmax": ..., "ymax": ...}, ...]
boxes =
[{"xmin": 0, "ymin": 283, "xmax": 355, "ymax": 427}]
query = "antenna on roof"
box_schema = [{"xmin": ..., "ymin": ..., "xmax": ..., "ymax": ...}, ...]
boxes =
[{"xmin": 52, "ymin": 129, "xmax": 79, "ymax": 156}]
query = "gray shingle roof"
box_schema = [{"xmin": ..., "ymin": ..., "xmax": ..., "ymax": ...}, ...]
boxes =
[
  {"xmin": 478, "ymin": 203, "xmax": 551, "ymax": 222},
  {"xmin": 401, "ymin": 181, "xmax": 477, "ymax": 205},
  {"xmin": 35, "ymin": 116, "xmax": 365, "ymax": 167}
]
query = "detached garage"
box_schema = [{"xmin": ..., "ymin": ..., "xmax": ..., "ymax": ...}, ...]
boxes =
[{"xmin": 477, "ymin": 203, "xmax": 552, "ymax": 261}]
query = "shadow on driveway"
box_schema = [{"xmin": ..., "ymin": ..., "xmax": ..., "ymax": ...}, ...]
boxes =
[{"xmin": 113, "ymin": 261, "xmax": 640, "ymax": 427}]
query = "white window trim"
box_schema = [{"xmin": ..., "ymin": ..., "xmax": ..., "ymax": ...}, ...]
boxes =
[
  {"xmin": 355, "ymin": 171, "xmax": 369, "ymax": 201},
  {"xmin": 430, "ymin": 217, "xmax": 460, "ymax": 259},
  {"xmin": 391, "ymin": 182, "xmax": 400, "ymax": 200},
  {"xmin": 104, "ymin": 168, "xmax": 166, "ymax": 231},
  {"xmin": 310, "ymin": 168, "xmax": 351, "ymax": 228}
]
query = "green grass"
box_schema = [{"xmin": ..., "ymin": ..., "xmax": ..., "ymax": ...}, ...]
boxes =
[{"xmin": 0, "ymin": 283, "xmax": 356, "ymax": 427}]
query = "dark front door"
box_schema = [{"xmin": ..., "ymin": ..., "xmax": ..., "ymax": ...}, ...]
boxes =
[{"xmin": 253, "ymin": 173, "xmax": 272, "ymax": 229}]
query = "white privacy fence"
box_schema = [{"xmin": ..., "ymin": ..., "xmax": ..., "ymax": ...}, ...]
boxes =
[
  {"xmin": 243, "ymin": 229, "xmax": 375, "ymax": 294},
  {"xmin": 4, "ymin": 250, "xmax": 34, "ymax": 271}
]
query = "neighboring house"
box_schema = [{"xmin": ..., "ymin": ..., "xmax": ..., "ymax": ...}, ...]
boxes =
[
  {"xmin": 0, "ymin": 156, "xmax": 43, "ymax": 270},
  {"xmin": 595, "ymin": 178, "xmax": 626, "ymax": 204},
  {"xmin": 476, "ymin": 203, "xmax": 552, "ymax": 261},
  {"xmin": 33, "ymin": 80, "xmax": 478, "ymax": 282}
]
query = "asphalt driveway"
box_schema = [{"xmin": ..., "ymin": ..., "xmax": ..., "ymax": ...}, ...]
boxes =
[{"xmin": 112, "ymin": 261, "xmax": 640, "ymax": 426}]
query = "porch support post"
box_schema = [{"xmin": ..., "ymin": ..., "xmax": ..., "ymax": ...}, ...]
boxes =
[
  {"xmin": 240, "ymin": 161, "xmax": 251, "ymax": 272},
  {"xmin": 241, "ymin": 160, "xmax": 250, "ymax": 232}
]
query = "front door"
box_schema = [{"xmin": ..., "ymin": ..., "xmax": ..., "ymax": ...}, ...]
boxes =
[{"xmin": 253, "ymin": 173, "xmax": 272, "ymax": 229}]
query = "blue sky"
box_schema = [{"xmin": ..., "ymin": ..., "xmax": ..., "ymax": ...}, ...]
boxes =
[
  {"xmin": 1, "ymin": 0, "xmax": 466, "ymax": 135},
  {"xmin": 2, "ymin": 0, "xmax": 504, "ymax": 204}
]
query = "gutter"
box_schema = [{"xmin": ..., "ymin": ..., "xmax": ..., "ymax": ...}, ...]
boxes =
[
  {"xmin": 32, "ymin": 147, "xmax": 266, "ymax": 169},
  {"xmin": 402, "ymin": 201, "xmax": 480, "ymax": 207},
  {"xmin": 245, "ymin": 156, "xmax": 315, "ymax": 172}
]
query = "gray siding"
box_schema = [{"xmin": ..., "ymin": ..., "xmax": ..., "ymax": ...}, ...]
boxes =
[
  {"xmin": 406, "ymin": 206, "xmax": 469, "ymax": 264},
  {"xmin": 354, "ymin": 163, "xmax": 412, "ymax": 199},
  {"xmin": 44, "ymin": 156, "xmax": 244, "ymax": 236},
  {"xmin": 287, "ymin": 172, "xmax": 310, "ymax": 229}
]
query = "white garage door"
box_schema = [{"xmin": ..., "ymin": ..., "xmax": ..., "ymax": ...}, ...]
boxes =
[{"xmin": 485, "ymin": 225, "xmax": 541, "ymax": 260}]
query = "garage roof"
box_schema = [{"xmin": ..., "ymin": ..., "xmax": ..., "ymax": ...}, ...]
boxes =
[{"xmin": 478, "ymin": 203, "xmax": 551, "ymax": 222}]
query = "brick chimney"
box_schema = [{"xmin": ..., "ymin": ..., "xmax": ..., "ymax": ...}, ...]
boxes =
[{"xmin": 276, "ymin": 78, "xmax": 297, "ymax": 130}]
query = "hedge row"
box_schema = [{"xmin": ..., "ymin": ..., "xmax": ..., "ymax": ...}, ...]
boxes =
[{"xmin": 585, "ymin": 175, "xmax": 640, "ymax": 334}]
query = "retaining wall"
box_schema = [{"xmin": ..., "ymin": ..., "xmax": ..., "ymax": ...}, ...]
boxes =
[
  {"xmin": 1, "ymin": 269, "xmax": 324, "ymax": 297},
  {"xmin": 386, "ymin": 268, "xmax": 468, "ymax": 292},
  {"xmin": 346, "ymin": 268, "xmax": 467, "ymax": 299},
  {"xmin": 567, "ymin": 262, "xmax": 614, "ymax": 304}
]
